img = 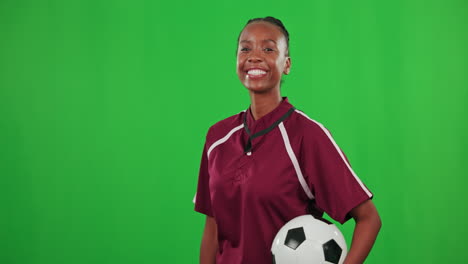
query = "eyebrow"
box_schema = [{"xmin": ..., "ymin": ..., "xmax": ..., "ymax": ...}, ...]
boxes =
[{"xmin": 240, "ymin": 39, "xmax": 277, "ymax": 44}]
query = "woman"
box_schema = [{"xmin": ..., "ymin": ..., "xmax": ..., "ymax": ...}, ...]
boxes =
[{"xmin": 194, "ymin": 16, "xmax": 381, "ymax": 264}]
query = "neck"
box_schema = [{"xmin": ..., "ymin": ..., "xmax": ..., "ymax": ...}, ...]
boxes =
[{"xmin": 248, "ymin": 88, "xmax": 282, "ymax": 121}]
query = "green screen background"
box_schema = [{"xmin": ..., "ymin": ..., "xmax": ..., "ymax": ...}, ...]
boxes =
[{"xmin": 1, "ymin": 0, "xmax": 467, "ymax": 263}]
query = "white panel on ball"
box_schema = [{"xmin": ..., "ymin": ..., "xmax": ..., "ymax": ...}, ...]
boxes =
[{"xmin": 271, "ymin": 215, "xmax": 347, "ymax": 264}]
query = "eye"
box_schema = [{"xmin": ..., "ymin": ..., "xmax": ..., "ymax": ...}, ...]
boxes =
[
  {"xmin": 264, "ymin": 48, "xmax": 274, "ymax": 52},
  {"xmin": 240, "ymin": 47, "xmax": 250, "ymax": 52}
]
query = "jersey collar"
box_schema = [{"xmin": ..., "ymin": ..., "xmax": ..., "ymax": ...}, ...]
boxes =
[
  {"xmin": 243, "ymin": 97, "xmax": 296, "ymax": 154},
  {"xmin": 245, "ymin": 96, "xmax": 294, "ymax": 133}
]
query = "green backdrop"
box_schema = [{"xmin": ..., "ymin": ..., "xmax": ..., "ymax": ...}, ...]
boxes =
[{"xmin": 1, "ymin": 0, "xmax": 467, "ymax": 263}]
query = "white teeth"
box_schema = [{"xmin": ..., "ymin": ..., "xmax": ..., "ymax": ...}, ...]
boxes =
[{"xmin": 247, "ymin": 69, "xmax": 267, "ymax": 75}]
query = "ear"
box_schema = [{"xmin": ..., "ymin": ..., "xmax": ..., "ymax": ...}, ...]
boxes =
[{"xmin": 283, "ymin": 56, "xmax": 291, "ymax": 75}]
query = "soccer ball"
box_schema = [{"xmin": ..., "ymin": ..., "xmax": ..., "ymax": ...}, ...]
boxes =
[{"xmin": 271, "ymin": 215, "xmax": 348, "ymax": 264}]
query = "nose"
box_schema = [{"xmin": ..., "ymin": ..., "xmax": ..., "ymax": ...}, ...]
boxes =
[{"xmin": 247, "ymin": 49, "xmax": 263, "ymax": 63}]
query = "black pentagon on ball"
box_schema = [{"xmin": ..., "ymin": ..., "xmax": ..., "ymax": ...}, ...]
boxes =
[
  {"xmin": 284, "ymin": 227, "xmax": 306, "ymax": 250},
  {"xmin": 272, "ymin": 253, "xmax": 276, "ymax": 264},
  {"xmin": 323, "ymin": 239, "xmax": 343, "ymax": 264}
]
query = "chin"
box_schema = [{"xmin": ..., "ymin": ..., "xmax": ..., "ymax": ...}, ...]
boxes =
[{"xmin": 245, "ymin": 84, "xmax": 274, "ymax": 94}]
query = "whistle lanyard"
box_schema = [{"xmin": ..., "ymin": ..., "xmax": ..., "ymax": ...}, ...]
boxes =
[{"xmin": 243, "ymin": 106, "xmax": 296, "ymax": 154}]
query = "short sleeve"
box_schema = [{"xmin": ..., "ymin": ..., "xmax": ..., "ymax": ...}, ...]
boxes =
[
  {"xmin": 193, "ymin": 141, "xmax": 214, "ymax": 217},
  {"xmin": 300, "ymin": 123, "xmax": 373, "ymax": 224}
]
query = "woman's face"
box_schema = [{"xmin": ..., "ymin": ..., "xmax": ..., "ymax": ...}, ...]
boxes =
[{"xmin": 236, "ymin": 22, "xmax": 291, "ymax": 94}]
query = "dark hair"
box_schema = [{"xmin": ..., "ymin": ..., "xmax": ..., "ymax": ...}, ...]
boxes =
[{"xmin": 236, "ymin": 16, "xmax": 290, "ymax": 56}]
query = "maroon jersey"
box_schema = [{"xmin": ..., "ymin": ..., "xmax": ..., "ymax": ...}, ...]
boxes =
[{"xmin": 194, "ymin": 97, "xmax": 372, "ymax": 264}]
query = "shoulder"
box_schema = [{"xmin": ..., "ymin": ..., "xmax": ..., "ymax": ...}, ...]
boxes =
[
  {"xmin": 205, "ymin": 109, "xmax": 245, "ymax": 145},
  {"xmin": 289, "ymin": 109, "xmax": 333, "ymax": 139}
]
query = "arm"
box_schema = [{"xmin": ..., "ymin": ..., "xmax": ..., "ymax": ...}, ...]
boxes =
[
  {"xmin": 343, "ymin": 199, "xmax": 382, "ymax": 264},
  {"xmin": 200, "ymin": 216, "xmax": 218, "ymax": 264}
]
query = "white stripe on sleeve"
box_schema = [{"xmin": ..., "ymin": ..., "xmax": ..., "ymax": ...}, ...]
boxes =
[{"xmin": 207, "ymin": 124, "xmax": 244, "ymax": 158}]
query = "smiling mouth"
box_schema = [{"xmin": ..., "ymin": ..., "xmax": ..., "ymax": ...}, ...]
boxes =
[{"xmin": 246, "ymin": 69, "xmax": 268, "ymax": 79}]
